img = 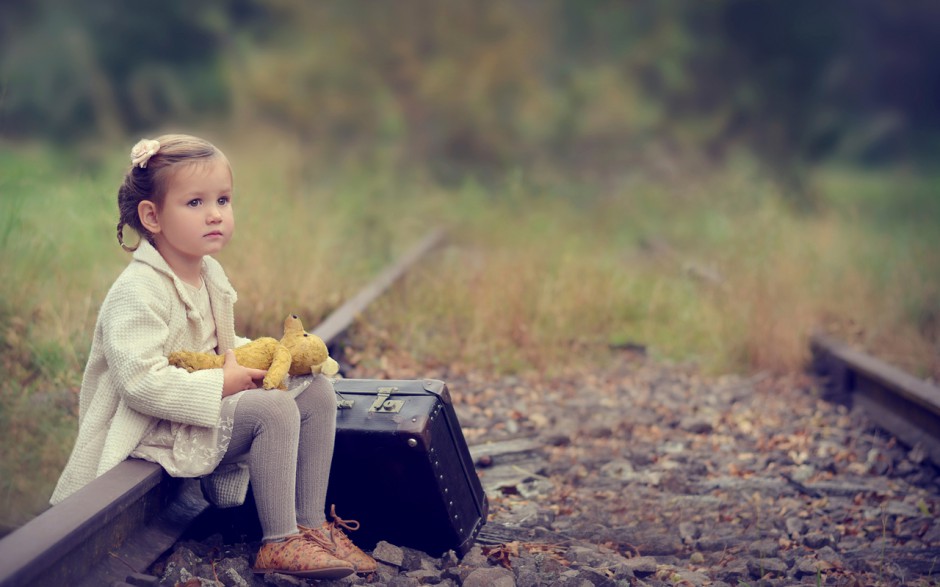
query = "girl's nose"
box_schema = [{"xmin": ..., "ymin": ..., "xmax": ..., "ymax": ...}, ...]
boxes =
[{"xmin": 207, "ymin": 205, "xmax": 223, "ymax": 223}]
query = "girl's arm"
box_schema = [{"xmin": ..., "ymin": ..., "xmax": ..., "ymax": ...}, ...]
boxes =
[{"xmin": 101, "ymin": 283, "xmax": 225, "ymax": 428}]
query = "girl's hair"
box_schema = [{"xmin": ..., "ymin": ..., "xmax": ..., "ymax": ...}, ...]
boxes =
[{"xmin": 117, "ymin": 134, "xmax": 227, "ymax": 251}]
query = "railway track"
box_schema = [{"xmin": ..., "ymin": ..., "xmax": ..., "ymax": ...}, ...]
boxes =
[
  {"xmin": 0, "ymin": 229, "xmax": 446, "ymax": 587},
  {"xmin": 811, "ymin": 332, "xmax": 940, "ymax": 468}
]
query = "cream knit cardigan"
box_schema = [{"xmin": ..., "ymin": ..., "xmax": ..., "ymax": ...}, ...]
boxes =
[{"xmin": 51, "ymin": 241, "xmax": 251, "ymax": 506}]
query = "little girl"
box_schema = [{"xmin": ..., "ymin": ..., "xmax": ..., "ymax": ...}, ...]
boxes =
[{"xmin": 51, "ymin": 134, "xmax": 376, "ymax": 579}]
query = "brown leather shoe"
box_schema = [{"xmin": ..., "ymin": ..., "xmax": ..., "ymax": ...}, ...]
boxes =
[
  {"xmin": 252, "ymin": 533, "xmax": 354, "ymax": 579},
  {"xmin": 301, "ymin": 505, "xmax": 378, "ymax": 574}
]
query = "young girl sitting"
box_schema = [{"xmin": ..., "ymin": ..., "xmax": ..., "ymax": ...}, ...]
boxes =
[{"xmin": 51, "ymin": 134, "xmax": 376, "ymax": 579}]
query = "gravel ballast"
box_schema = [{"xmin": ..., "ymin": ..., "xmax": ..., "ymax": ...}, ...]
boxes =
[{"xmin": 146, "ymin": 352, "xmax": 940, "ymax": 586}]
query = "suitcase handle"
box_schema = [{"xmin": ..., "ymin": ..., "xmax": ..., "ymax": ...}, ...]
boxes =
[
  {"xmin": 370, "ymin": 386, "xmax": 405, "ymax": 413},
  {"xmin": 333, "ymin": 386, "xmax": 405, "ymax": 412}
]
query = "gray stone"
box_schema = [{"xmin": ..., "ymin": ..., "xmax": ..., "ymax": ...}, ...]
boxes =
[
  {"xmin": 462, "ymin": 566, "xmax": 516, "ymax": 587},
  {"xmin": 575, "ymin": 566, "xmax": 618, "ymax": 586},
  {"xmin": 387, "ymin": 577, "xmax": 421, "ymax": 587},
  {"xmin": 669, "ymin": 569, "xmax": 710, "ymax": 587},
  {"xmin": 537, "ymin": 554, "xmax": 571, "ymax": 577},
  {"xmin": 565, "ymin": 545, "xmax": 606, "ymax": 566},
  {"xmin": 504, "ymin": 502, "xmax": 556, "ymax": 529},
  {"xmin": 405, "ymin": 569, "xmax": 443, "ymax": 584},
  {"xmin": 620, "ymin": 556, "xmax": 657, "ymax": 576},
  {"xmin": 884, "ymin": 500, "xmax": 922, "ymax": 518},
  {"xmin": 438, "ymin": 550, "xmax": 460, "ymax": 570},
  {"xmin": 622, "ymin": 532, "xmax": 681, "ymax": 555},
  {"xmin": 747, "ymin": 539, "xmax": 779, "ymax": 558},
  {"xmin": 555, "ymin": 574, "xmax": 593, "ymax": 586},
  {"xmin": 746, "ymin": 556, "xmax": 788, "ymax": 578},
  {"xmin": 605, "ymin": 562, "xmax": 636, "ymax": 581},
  {"xmin": 460, "ymin": 545, "xmax": 489, "ymax": 567},
  {"xmin": 785, "ymin": 516, "xmax": 806, "ymax": 537},
  {"xmin": 790, "ymin": 464, "xmax": 816, "ymax": 482},
  {"xmin": 515, "ymin": 568, "xmax": 541, "ymax": 587},
  {"xmin": 921, "ymin": 521, "xmax": 940, "ymax": 544},
  {"xmin": 516, "ymin": 475, "xmax": 556, "ymax": 498},
  {"xmin": 262, "ymin": 573, "xmax": 307, "ymax": 586},
  {"xmin": 401, "ymin": 546, "xmax": 436, "ymax": 572},
  {"xmin": 794, "ymin": 556, "xmax": 834, "ymax": 578},
  {"xmin": 678, "ymin": 416, "xmax": 713, "ymax": 434},
  {"xmin": 160, "ymin": 546, "xmax": 200, "ymax": 586},
  {"xmin": 373, "ymin": 541, "xmax": 406, "ymax": 568},
  {"xmin": 714, "ymin": 560, "xmax": 748, "ymax": 584},
  {"xmin": 441, "ymin": 564, "xmax": 472, "ymax": 584},
  {"xmin": 216, "ymin": 557, "xmax": 253, "ymax": 587},
  {"xmin": 678, "ymin": 521, "xmax": 699, "ymax": 544},
  {"xmin": 599, "ymin": 460, "xmax": 635, "ymax": 481},
  {"xmin": 803, "ymin": 531, "xmax": 833, "ymax": 549},
  {"xmin": 695, "ymin": 535, "xmax": 740, "ymax": 552},
  {"xmin": 376, "ymin": 561, "xmax": 402, "ymax": 579}
]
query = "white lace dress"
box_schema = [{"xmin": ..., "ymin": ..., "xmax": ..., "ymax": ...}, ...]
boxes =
[{"xmin": 130, "ymin": 280, "xmax": 240, "ymax": 477}]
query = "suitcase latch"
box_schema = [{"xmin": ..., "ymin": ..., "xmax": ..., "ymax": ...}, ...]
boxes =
[{"xmin": 370, "ymin": 386, "xmax": 404, "ymax": 413}]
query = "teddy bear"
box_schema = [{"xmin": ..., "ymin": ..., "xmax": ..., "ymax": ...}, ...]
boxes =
[{"xmin": 168, "ymin": 314, "xmax": 339, "ymax": 390}]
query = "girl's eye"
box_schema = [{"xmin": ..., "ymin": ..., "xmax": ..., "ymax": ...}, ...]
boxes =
[
  {"xmin": 218, "ymin": 195, "xmax": 230, "ymax": 206},
  {"xmin": 187, "ymin": 199, "xmax": 202, "ymax": 208}
]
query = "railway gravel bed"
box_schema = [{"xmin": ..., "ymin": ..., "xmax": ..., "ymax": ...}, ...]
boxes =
[{"xmin": 147, "ymin": 351, "xmax": 940, "ymax": 586}]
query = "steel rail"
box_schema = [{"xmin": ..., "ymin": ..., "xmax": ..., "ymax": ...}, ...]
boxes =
[
  {"xmin": 811, "ymin": 332, "xmax": 940, "ymax": 466},
  {"xmin": 0, "ymin": 228, "xmax": 446, "ymax": 587}
]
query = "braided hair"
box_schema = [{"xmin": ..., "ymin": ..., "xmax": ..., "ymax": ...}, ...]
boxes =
[{"xmin": 116, "ymin": 134, "xmax": 224, "ymax": 251}]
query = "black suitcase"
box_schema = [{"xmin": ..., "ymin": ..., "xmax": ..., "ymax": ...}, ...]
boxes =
[{"xmin": 324, "ymin": 378, "xmax": 488, "ymax": 557}]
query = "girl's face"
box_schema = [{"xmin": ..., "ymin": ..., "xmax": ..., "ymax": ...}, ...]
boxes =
[{"xmin": 150, "ymin": 157, "xmax": 235, "ymax": 266}]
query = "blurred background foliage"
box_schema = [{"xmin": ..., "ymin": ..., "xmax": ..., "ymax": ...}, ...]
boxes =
[{"xmin": 3, "ymin": 0, "xmax": 939, "ymax": 178}]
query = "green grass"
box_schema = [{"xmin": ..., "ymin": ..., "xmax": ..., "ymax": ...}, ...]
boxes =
[{"xmin": 1, "ymin": 137, "xmax": 937, "ymax": 532}]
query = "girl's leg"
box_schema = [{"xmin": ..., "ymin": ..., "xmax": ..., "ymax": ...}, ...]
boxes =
[
  {"xmin": 220, "ymin": 389, "xmax": 301, "ymax": 542},
  {"xmin": 293, "ymin": 374, "xmax": 337, "ymax": 527},
  {"xmin": 293, "ymin": 376, "xmax": 377, "ymax": 574}
]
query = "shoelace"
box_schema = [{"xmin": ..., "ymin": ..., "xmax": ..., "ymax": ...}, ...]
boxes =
[
  {"xmin": 328, "ymin": 504, "xmax": 361, "ymax": 534},
  {"xmin": 294, "ymin": 526, "xmax": 338, "ymax": 552}
]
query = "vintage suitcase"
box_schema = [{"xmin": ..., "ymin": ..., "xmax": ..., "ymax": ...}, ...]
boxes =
[{"xmin": 324, "ymin": 378, "xmax": 488, "ymax": 557}]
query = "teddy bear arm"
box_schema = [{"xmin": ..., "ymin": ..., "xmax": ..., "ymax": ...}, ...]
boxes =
[
  {"xmin": 232, "ymin": 338, "xmax": 281, "ymax": 370},
  {"xmin": 262, "ymin": 344, "xmax": 293, "ymax": 390},
  {"xmin": 168, "ymin": 351, "xmax": 224, "ymax": 372}
]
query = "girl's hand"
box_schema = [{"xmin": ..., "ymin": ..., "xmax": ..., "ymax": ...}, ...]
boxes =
[{"xmin": 221, "ymin": 350, "xmax": 267, "ymax": 397}]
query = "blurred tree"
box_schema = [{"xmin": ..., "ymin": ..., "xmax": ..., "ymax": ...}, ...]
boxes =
[
  {"xmin": 708, "ymin": 0, "xmax": 940, "ymax": 166},
  {"xmin": 2, "ymin": 0, "xmax": 938, "ymax": 175},
  {"xmin": 225, "ymin": 1, "xmax": 556, "ymax": 177},
  {"xmin": 0, "ymin": 0, "xmax": 233, "ymax": 140}
]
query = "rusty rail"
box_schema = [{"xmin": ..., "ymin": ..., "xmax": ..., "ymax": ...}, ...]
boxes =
[
  {"xmin": 0, "ymin": 228, "xmax": 446, "ymax": 587},
  {"xmin": 811, "ymin": 332, "xmax": 940, "ymax": 466}
]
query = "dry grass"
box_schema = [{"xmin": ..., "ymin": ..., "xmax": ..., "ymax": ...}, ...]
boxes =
[{"xmin": 355, "ymin": 166, "xmax": 939, "ymax": 380}]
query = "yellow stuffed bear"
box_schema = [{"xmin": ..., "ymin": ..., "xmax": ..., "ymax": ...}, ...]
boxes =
[{"xmin": 168, "ymin": 314, "xmax": 339, "ymax": 390}]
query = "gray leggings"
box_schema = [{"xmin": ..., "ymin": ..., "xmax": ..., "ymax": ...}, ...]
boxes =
[{"xmin": 219, "ymin": 375, "xmax": 337, "ymax": 541}]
